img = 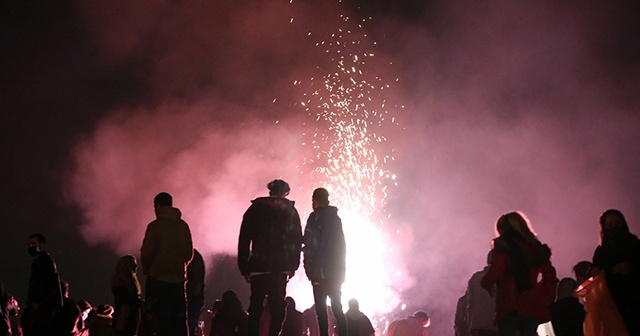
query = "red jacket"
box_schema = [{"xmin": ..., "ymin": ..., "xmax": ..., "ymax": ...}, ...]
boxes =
[{"xmin": 481, "ymin": 237, "xmax": 557, "ymax": 323}]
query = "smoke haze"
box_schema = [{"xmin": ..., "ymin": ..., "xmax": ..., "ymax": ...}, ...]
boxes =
[{"xmin": 60, "ymin": 0, "xmax": 640, "ymax": 334}]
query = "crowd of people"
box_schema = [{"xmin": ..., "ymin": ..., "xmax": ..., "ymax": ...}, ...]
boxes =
[
  {"xmin": 1, "ymin": 179, "xmax": 639, "ymax": 336},
  {"xmin": 454, "ymin": 209, "xmax": 640, "ymax": 336}
]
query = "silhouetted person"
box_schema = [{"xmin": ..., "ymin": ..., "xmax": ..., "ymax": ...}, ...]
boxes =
[
  {"xmin": 77, "ymin": 300, "xmax": 92, "ymax": 336},
  {"xmin": 590, "ymin": 209, "xmax": 640, "ymax": 335},
  {"xmin": 549, "ymin": 278, "xmax": 584, "ymax": 336},
  {"xmin": 387, "ymin": 311, "xmax": 430, "ymax": 336},
  {"xmin": 280, "ymin": 297, "xmax": 305, "ymax": 336},
  {"xmin": 481, "ymin": 211, "xmax": 557, "ymax": 336},
  {"xmin": 303, "ymin": 304, "xmax": 335, "ymax": 336},
  {"xmin": 22, "ymin": 233, "xmax": 63, "ymax": 336},
  {"xmin": 466, "ymin": 252, "xmax": 497, "ymax": 336},
  {"xmin": 454, "ymin": 294, "xmax": 470, "ymax": 336},
  {"xmin": 111, "ymin": 255, "xmax": 142, "ymax": 336},
  {"xmin": 344, "ymin": 299, "xmax": 374, "ymax": 336},
  {"xmin": 187, "ymin": 249, "xmax": 206, "ymax": 336},
  {"xmin": 303, "ymin": 188, "xmax": 347, "ymax": 336},
  {"xmin": 1, "ymin": 280, "xmax": 20, "ymax": 336},
  {"xmin": 571, "ymin": 261, "xmax": 592, "ymax": 286},
  {"xmin": 210, "ymin": 290, "xmax": 248, "ymax": 336},
  {"xmin": 88, "ymin": 304, "xmax": 116, "ymax": 336},
  {"xmin": 237, "ymin": 179, "xmax": 302, "ymax": 336},
  {"xmin": 53, "ymin": 280, "xmax": 83, "ymax": 336},
  {"xmin": 198, "ymin": 299, "xmax": 223, "ymax": 336},
  {"xmin": 141, "ymin": 192, "xmax": 194, "ymax": 336}
]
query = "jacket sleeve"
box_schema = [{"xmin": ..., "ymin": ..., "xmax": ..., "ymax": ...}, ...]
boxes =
[
  {"xmin": 288, "ymin": 208, "xmax": 303, "ymax": 271},
  {"xmin": 140, "ymin": 223, "xmax": 156, "ymax": 276},
  {"xmin": 237, "ymin": 207, "xmax": 253, "ymax": 275},
  {"xmin": 539, "ymin": 261, "xmax": 558, "ymax": 305},
  {"xmin": 481, "ymin": 248, "xmax": 506, "ymax": 291}
]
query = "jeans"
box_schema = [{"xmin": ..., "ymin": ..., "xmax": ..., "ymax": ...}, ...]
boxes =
[
  {"xmin": 144, "ymin": 277, "xmax": 188, "ymax": 336},
  {"xmin": 247, "ymin": 273, "xmax": 289, "ymax": 336},
  {"xmin": 312, "ymin": 279, "xmax": 346, "ymax": 336}
]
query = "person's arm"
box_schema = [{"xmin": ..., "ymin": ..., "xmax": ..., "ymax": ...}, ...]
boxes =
[
  {"xmin": 140, "ymin": 223, "xmax": 156, "ymax": 276},
  {"xmin": 237, "ymin": 207, "xmax": 253, "ymax": 278},
  {"xmin": 481, "ymin": 249, "xmax": 505, "ymax": 293}
]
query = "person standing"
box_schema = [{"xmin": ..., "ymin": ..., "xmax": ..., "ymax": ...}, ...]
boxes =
[
  {"xmin": 344, "ymin": 299, "xmax": 375, "ymax": 336},
  {"xmin": 141, "ymin": 192, "xmax": 194, "ymax": 336},
  {"xmin": 303, "ymin": 188, "xmax": 347, "ymax": 336},
  {"xmin": 481, "ymin": 211, "xmax": 557, "ymax": 336},
  {"xmin": 589, "ymin": 209, "xmax": 640, "ymax": 335},
  {"xmin": 22, "ymin": 233, "xmax": 63, "ymax": 336},
  {"xmin": 237, "ymin": 179, "xmax": 302, "ymax": 336},
  {"xmin": 187, "ymin": 249, "xmax": 206, "ymax": 336},
  {"xmin": 111, "ymin": 255, "xmax": 142, "ymax": 336},
  {"xmin": 466, "ymin": 252, "xmax": 497, "ymax": 336}
]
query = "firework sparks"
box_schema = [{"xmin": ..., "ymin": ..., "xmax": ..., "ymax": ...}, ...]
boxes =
[{"xmin": 289, "ymin": 4, "xmax": 407, "ymax": 329}]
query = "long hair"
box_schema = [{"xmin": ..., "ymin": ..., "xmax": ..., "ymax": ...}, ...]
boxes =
[
  {"xmin": 598, "ymin": 209, "xmax": 629, "ymax": 246},
  {"xmin": 495, "ymin": 211, "xmax": 538, "ymax": 243},
  {"xmin": 110, "ymin": 255, "xmax": 142, "ymax": 296},
  {"xmin": 494, "ymin": 211, "xmax": 546, "ymax": 292}
]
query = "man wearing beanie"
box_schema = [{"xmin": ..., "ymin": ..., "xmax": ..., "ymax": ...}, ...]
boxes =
[{"xmin": 238, "ymin": 179, "xmax": 302, "ymax": 336}]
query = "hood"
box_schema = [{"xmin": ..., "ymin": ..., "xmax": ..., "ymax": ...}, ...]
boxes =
[
  {"xmin": 252, "ymin": 196, "xmax": 295, "ymax": 209},
  {"xmin": 314, "ymin": 205, "xmax": 339, "ymax": 215},
  {"xmin": 345, "ymin": 309, "xmax": 365, "ymax": 320},
  {"xmin": 156, "ymin": 206, "xmax": 182, "ymax": 221}
]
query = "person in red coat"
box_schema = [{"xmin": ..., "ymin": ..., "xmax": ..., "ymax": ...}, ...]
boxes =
[{"xmin": 481, "ymin": 211, "xmax": 557, "ymax": 336}]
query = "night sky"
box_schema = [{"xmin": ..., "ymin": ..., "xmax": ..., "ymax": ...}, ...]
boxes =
[{"xmin": 2, "ymin": 1, "xmax": 640, "ymax": 334}]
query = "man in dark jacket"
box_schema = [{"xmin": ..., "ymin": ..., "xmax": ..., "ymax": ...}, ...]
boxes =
[
  {"xmin": 22, "ymin": 233, "xmax": 63, "ymax": 336},
  {"xmin": 303, "ymin": 188, "xmax": 347, "ymax": 336},
  {"xmin": 238, "ymin": 179, "xmax": 302, "ymax": 336}
]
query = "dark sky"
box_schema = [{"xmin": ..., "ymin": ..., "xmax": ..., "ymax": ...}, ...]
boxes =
[{"xmin": 2, "ymin": 0, "xmax": 640, "ymax": 334}]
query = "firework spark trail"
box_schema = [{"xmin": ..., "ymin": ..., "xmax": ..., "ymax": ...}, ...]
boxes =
[{"xmin": 293, "ymin": 6, "xmax": 407, "ymax": 326}]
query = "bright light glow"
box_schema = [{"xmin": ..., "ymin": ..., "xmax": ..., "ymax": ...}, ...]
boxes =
[{"xmin": 287, "ymin": 1, "xmax": 408, "ymax": 325}]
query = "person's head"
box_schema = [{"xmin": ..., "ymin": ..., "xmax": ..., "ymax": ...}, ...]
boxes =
[
  {"xmin": 347, "ymin": 298, "xmax": 360, "ymax": 311},
  {"xmin": 28, "ymin": 233, "xmax": 46, "ymax": 257},
  {"xmin": 77, "ymin": 300, "xmax": 92, "ymax": 321},
  {"xmin": 154, "ymin": 191, "xmax": 172, "ymax": 207},
  {"xmin": 268, "ymin": 179, "xmax": 290, "ymax": 197},
  {"xmin": 572, "ymin": 260, "xmax": 592, "ymax": 283},
  {"xmin": 599, "ymin": 209, "xmax": 630, "ymax": 245},
  {"xmin": 412, "ymin": 310, "xmax": 430, "ymax": 327},
  {"xmin": 312, "ymin": 187, "xmax": 330, "ymax": 210},
  {"xmin": 495, "ymin": 211, "xmax": 537, "ymax": 242},
  {"xmin": 221, "ymin": 290, "xmax": 243, "ymax": 311},
  {"xmin": 599, "ymin": 209, "xmax": 628, "ymax": 231},
  {"xmin": 556, "ymin": 277, "xmax": 578, "ymax": 301}
]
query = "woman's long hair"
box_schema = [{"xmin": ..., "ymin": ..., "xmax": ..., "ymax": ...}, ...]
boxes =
[
  {"xmin": 495, "ymin": 211, "xmax": 548, "ymax": 292},
  {"xmin": 110, "ymin": 255, "xmax": 142, "ymax": 296}
]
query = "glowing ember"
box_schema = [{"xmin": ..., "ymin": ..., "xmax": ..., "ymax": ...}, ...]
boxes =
[{"xmin": 287, "ymin": 4, "xmax": 406, "ymax": 329}]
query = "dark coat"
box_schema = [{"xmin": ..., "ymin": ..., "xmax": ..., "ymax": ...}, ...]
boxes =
[
  {"xmin": 303, "ymin": 206, "xmax": 346, "ymax": 283},
  {"xmin": 238, "ymin": 196, "xmax": 302, "ymax": 275},
  {"xmin": 27, "ymin": 251, "xmax": 63, "ymax": 311}
]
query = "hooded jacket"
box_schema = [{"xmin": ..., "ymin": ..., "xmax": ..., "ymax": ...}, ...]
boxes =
[
  {"xmin": 237, "ymin": 196, "xmax": 302, "ymax": 275},
  {"xmin": 141, "ymin": 206, "xmax": 193, "ymax": 283},
  {"xmin": 481, "ymin": 235, "xmax": 557, "ymax": 323},
  {"xmin": 303, "ymin": 205, "xmax": 346, "ymax": 283}
]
